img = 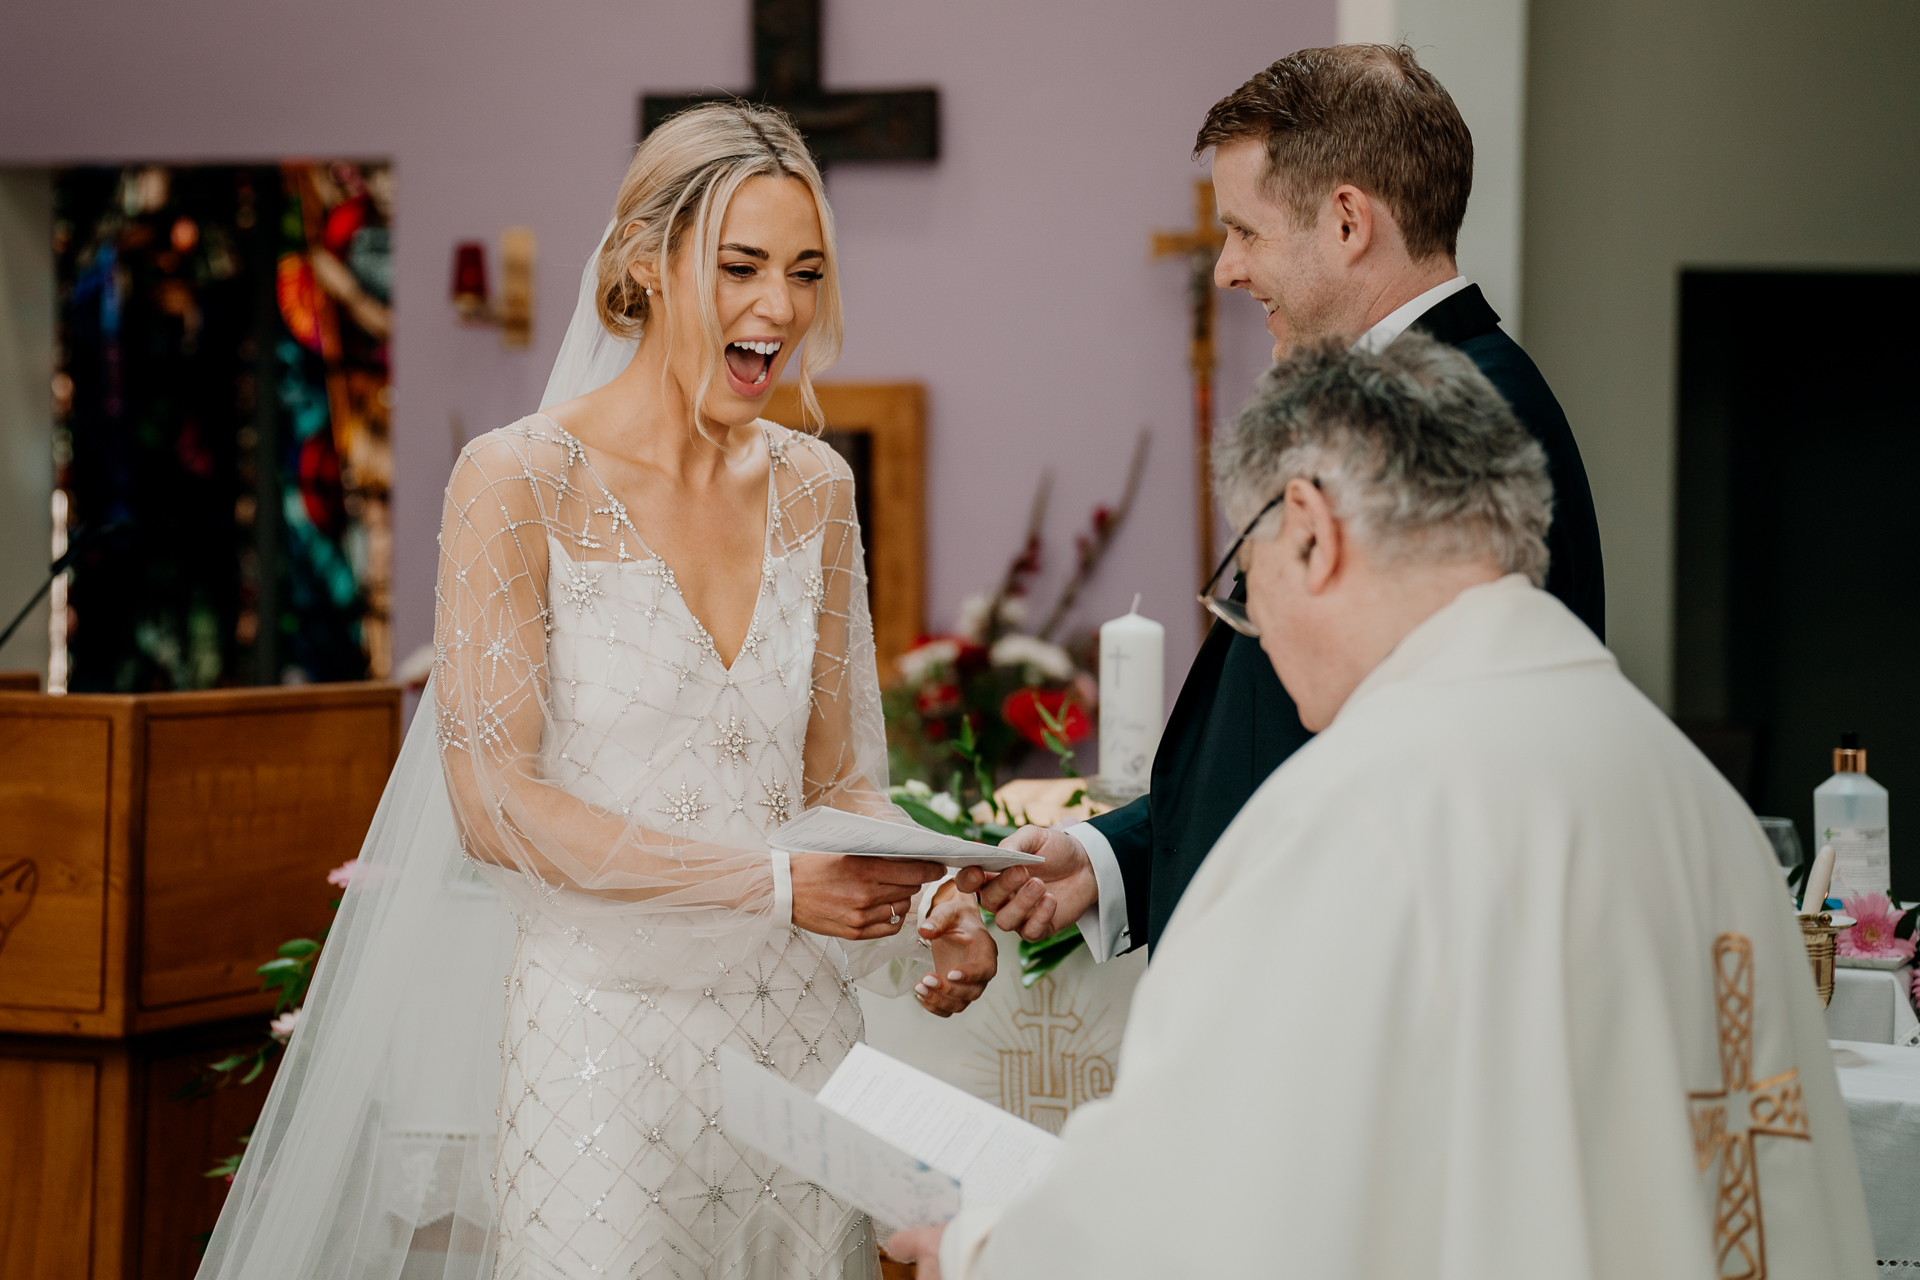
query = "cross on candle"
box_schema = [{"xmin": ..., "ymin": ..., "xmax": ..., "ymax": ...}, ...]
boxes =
[{"xmin": 639, "ymin": 0, "xmax": 939, "ymax": 166}]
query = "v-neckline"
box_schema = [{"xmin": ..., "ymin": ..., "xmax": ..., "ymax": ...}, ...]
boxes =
[{"xmin": 536, "ymin": 414, "xmax": 776, "ymax": 673}]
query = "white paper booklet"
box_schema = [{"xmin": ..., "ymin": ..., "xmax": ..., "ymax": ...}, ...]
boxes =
[
  {"xmin": 770, "ymin": 807, "xmax": 1043, "ymax": 871},
  {"xmin": 720, "ymin": 1043, "xmax": 1061, "ymax": 1229}
]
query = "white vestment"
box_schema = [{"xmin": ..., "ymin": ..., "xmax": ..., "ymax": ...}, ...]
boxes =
[{"xmin": 942, "ymin": 575, "xmax": 1875, "ymax": 1280}]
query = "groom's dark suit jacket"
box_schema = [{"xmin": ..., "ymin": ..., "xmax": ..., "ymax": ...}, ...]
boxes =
[{"xmin": 1086, "ymin": 284, "xmax": 1605, "ymax": 956}]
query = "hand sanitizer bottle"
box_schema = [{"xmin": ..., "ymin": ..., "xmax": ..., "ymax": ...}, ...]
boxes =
[{"xmin": 1814, "ymin": 732, "xmax": 1890, "ymax": 898}]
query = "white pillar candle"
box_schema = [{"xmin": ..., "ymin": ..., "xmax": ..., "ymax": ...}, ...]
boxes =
[
  {"xmin": 1098, "ymin": 595, "xmax": 1164, "ymax": 794},
  {"xmin": 1801, "ymin": 843, "xmax": 1837, "ymax": 915}
]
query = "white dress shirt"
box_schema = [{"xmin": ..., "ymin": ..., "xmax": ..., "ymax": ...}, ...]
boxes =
[{"xmin": 1064, "ymin": 276, "xmax": 1473, "ymax": 962}]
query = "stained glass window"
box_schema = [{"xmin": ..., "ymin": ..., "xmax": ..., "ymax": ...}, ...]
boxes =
[{"xmin": 52, "ymin": 161, "xmax": 393, "ymax": 690}]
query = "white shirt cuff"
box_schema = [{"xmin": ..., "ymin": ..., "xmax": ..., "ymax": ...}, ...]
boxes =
[
  {"xmin": 770, "ymin": 850, "xmax": 793, "ymax": 928},
  {"xmin": 917, "ymin": 867, "xmax": 958, "ymax": 919},
  {"xmin": 1065, "ymin": 821, "xmax": 1130, "ymax": 962}
]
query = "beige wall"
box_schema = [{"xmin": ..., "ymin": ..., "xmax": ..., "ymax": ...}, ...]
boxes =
[
  {"xmin": 1522, "ymin": 0, "xmax": 1920, "ymax": 708},
  {"xmin": 0, "ymin": 169, "xmax": 52, "ymax": 678},
  {"xmin": 1341, "ymin": 0, "xmax": 1531, "ymax": 334}
]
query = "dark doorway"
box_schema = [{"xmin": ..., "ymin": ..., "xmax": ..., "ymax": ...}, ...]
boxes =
[{"xmin": 1675, "ymin": 270, "xmax": 1919, "ymax": 896}]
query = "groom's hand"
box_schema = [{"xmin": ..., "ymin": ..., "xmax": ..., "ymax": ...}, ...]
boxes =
[
  {"xmin": 914, "ymin": 888, "xmax": 996, "ymax": 1017},
  {"xmin": 957, "ymin": 825, "xmax": 1097, "ymax": 941}
]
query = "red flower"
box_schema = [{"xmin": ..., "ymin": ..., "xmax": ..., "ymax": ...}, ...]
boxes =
[
  {"xmin": 916, "ymin": 680, "xmax": 961, "ymax": 718},
  {"xmin": 1001, "ymin": 688, "xmax": 1091, "ymax": 748}
]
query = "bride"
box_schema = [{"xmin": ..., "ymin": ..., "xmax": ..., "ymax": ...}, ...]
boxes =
[{"xmin": 198, "ymin": 103, "xmax": 996, "ymax": 1280}]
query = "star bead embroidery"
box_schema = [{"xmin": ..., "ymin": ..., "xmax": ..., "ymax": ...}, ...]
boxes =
[
  {"xmin": 758, "ymin": 778, "xmax": 792, "ymax": 825},
  {"xmin": 557, "ymin": 563, "xmax": 604, "ymax": 611},
  {"xmin": 739, "ymin": 621, "xmax": 769, "ymax": 661},
  {"xmin": 709, "ymin": 715, "xmax": 757, "ymax": 767},
  {"xmin": 655, "ymin": 782, "xmax": 713, "ymax": 828},
  {"xmin": 803, "ymin": 571, "xmax": 828, "ymax": 614},
  {"xmin": 593, "ymin": 496, "xmax": 637, "ymax": 535}
]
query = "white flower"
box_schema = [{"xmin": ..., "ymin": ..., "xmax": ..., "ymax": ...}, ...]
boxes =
[
  {"xmin": 270, "ymin": 1008, "xmax": 301, "ymax": 1043},
  {"xmin": 990, "ymin": 634, "xmax": 1075, "ymax": 681},
  {"xmin": 897, "ymin": 638, "xmax": 960, "ymax": 683},
  {"xmin": 955, "ymin": 593, "xmax": 994, "ymax": 642},
  {"xmin": 956, "ymin": 593, "xmax": 1026, "ymax": 643},
  {"xmin": 928, "ymin": 792, "xmax": 962, "ymax": 823},
  {"xmin": 969, "ymin": 800, "xmax": 996, "ymax": 825},
  {"xmin": 903, "ymin": 779, "xmax": 933, "ymax": 799}
]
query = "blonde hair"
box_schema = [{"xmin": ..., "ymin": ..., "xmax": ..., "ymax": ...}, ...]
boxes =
[{"xmin": 597, "ymin": 102, "xmax": 841, "ymax": 432}]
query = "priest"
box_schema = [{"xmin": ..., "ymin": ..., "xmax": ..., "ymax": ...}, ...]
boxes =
[
  {"xmin": 890, "ymin": 336, "xmax": 1874, "ymax": 1279},
  {"xmin": 966, "ymin": 43, "xmax": 1606, "ymax": 964}
]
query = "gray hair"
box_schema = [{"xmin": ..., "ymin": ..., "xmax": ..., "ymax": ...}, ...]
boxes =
[{"xmin": 1215, "ymin": 333, "xmax": 1552, "ymax": 584}]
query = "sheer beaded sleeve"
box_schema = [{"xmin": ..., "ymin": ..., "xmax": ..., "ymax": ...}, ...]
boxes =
[
  {"xmin": 432, "ymin": 418, "xmax": 932, "ymax": 984},
  {"xmin": 432, "ymin": 424, "xmax": 783, "ymax": 922}
]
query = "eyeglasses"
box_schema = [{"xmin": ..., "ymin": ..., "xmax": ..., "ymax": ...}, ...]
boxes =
[{"xmin": 1197, "ymin": 491, "xmax": 1285, "ymax": 638}]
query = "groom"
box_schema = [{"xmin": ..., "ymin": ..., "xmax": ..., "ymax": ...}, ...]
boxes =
[{"xmin": 965, "ymin": 43, "xmax": 1605, "ymax": 959}]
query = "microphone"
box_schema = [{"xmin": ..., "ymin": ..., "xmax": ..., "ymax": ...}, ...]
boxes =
[{"xmin": 0, "ymin": 520, "xmax": 134, "ymax": 655}]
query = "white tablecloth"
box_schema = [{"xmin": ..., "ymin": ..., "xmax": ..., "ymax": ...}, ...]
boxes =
[
  {"xmin": 1827, "ymin": 967, "xmax": 1920, "ymax": 1045},
  {"xmin": 1832, "ymin": 1040, "xmax": 1920, "ymax": 1273}
]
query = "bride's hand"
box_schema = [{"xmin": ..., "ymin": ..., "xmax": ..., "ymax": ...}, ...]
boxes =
[
  {"xmin": 914, "ymin": 888, "xmax": 997, "ymax": 1017},
  {"xmin": 788, "ymin": 854, "xmax": 945, "ymax": 940}
]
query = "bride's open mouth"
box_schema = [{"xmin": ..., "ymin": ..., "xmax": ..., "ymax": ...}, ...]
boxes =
[{"xmin": 723, "ymin": 338, "xmax": 781, "ymax": 396}]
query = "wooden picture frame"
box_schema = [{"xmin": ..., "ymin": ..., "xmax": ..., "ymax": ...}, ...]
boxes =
[{"xmin": 763, "ymin": 382, "xmax": 925, "ymax": 678}]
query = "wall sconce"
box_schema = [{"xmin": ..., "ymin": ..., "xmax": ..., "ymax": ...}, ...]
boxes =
[{"xmin": 450, "ymin": 227, "xmax": 534, "ymax": 348}]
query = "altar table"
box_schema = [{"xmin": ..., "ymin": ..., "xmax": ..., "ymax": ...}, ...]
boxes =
[
  {"xmin": 1827, "ymin": 967, "xmax": 1920, "ymax": 1045},
  {"xmin": 1831, "ymin": 1040, "xmax": 1920, "ymax": 1273}
]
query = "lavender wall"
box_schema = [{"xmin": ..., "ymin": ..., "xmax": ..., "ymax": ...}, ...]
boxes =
[{"xmin": 0, "ymin": 0, "xmax": 1329, "ymax": 694}]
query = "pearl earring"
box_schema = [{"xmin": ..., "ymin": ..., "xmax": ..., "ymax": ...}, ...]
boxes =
[{"xmin": 644, "ymin": 283, "xmax": 654, "ymax": 297}]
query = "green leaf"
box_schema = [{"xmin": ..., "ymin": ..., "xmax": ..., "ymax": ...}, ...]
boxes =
[
  {"xmin": 276, "ymin": 938, "xmax": 320, "ymax": 959},
  {"xmin": 894, "ymin": 797, "xmax": 963, "ymax": 837},
  {"xmin": 239, "ymin": 1056, "xmax": 266, "ymax": 1085},
  {"xmin": 256, "ymin": 958, "xmax": 302, "ymax": 979},
  {"xmin": 206, "ymin": 1054, "xmax": 249, "ymax": 1072}
]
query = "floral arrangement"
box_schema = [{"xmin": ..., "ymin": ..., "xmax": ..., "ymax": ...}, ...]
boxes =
[
  {"xmin": 180, "ymin": 859, "xmax": 350, "ymax": 1191},
  {"xmin": 1838, "ymin": 891, "xmax": 1916, "ymax": 963},
  {"xmin": 885, "ymin": 433, "xmax": 1148, "ymax": 813}
]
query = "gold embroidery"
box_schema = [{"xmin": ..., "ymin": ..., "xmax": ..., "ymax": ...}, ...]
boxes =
[
  {"xmin": 1687, "ymin": 933, "xmax": 1811, "ymax": 1280},
  {"xmin": 992, "ymin": 976, "xmax": 1116, "ymax": 1134}
]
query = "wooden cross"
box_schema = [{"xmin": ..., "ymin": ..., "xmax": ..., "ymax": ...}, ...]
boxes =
[
  {"xmin": 1687, "ymin": 933, "xmax": 1811, "ymax": 1280},
  {"xmin": 1152, "ymin": 180, "xmax": 1230, "ymax": 620},
  {"xmin": 639, "ymin": 0, "xmax": 938, "ymax": 166}
]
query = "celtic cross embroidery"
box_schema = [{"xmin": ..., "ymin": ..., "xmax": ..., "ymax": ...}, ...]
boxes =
[{"xmin": 1687, "ymin": 933, "xmax": 1810, "ymax": 1280}]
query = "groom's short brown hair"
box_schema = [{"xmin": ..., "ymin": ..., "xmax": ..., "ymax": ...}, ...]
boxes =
[{"xmin": 1196, "ymin": 44, "xmax": 1473, "ymax": 262}]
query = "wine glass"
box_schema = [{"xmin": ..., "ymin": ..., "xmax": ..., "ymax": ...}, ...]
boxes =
[{"xmin": 1757, "ymin": 817, "xmax": 1804, "ymax": 887}]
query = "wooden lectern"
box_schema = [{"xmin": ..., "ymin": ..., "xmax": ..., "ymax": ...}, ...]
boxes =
[{"xmin": 0, "ymin": 683, "xmax": 401, "ymax": 1279}]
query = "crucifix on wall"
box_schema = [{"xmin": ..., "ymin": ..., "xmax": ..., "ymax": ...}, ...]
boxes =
[
  {"xmin": 639, "ymin": 0, "xmax": 938, "ymax": 164},
  {"xmin": 1152, "ymin": 180, "xmax": 1229, "ymax": 620}
]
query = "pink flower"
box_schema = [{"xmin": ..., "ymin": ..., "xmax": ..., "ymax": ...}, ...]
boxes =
[
  {"xmin": 1838, "ymin": 892, "xmax": 1916, "ymax": 961},
  {"xmin": 326, "ymin": 860, "xmax": 358, "ymax": 889},
  {"xmin": 270, "ymin": 1008, "xmax": 302, "ymax": 1043}
]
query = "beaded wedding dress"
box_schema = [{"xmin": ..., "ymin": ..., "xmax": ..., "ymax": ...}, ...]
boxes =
[{"xmin": 196, "ymin": 230, "xmax": 934, "ymax": 1280}]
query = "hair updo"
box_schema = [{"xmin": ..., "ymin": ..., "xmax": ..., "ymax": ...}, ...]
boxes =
[{"xmin": 596, "ymin": 102, "xmax": 841, "ymax": 429}]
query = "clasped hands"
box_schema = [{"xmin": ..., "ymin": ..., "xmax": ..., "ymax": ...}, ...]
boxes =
[
  {"xmin": 787, "ymin": 852, "xmax": 996, "ymax": 1016},
  {"xmin": 885, "ymin": 826, "xmax": 1095, "ymax": 1278}
]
